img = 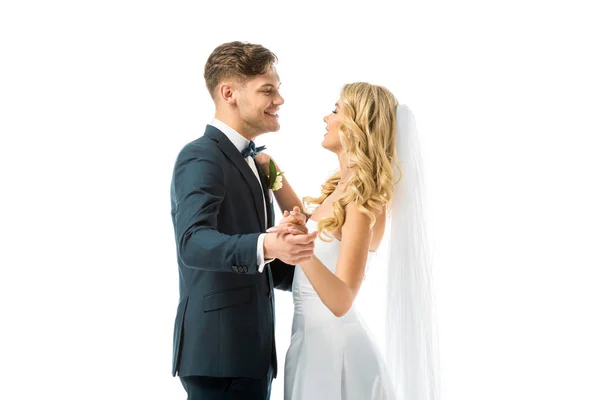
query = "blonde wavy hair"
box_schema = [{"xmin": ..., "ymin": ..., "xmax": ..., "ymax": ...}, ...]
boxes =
[{"xmin": 304, "ymin": 82, "xmax": 399, "ymax": 241}]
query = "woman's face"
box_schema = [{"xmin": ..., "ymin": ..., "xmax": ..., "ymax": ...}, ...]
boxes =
[{"xmin": 322, "ymin": 100, "xmax": 344, "ymax": 153}]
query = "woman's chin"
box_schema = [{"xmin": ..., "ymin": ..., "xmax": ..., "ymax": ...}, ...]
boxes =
[{"xmin": 321, "ymin": 140, "xmax": 338, "ymax": 153}]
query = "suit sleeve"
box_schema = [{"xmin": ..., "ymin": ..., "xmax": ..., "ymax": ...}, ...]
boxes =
[
  {"xmin": 172, "ymin": 146, "xmax": 260, "ymax": 273},
  {"xmin": 270, "ymin": 259, "xmax": 295, "ymax": 292}
]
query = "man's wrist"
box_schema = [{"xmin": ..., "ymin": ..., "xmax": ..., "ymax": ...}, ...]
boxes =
[
  {"xmin": 257, "ymin": 233, "xmax": 271, "ymax": 273},
  {"xmin": 263, "ymin": 232, "xmax": 274, "ymax": 260}
]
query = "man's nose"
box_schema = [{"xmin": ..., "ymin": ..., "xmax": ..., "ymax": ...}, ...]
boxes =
[{"xmin": 274, "ymin": 93, "xmax": 284, "ymax": 105}]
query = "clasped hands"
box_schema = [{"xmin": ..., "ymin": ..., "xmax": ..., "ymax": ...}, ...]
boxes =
[{"xmin": 263, "ymin": 206, "xmax": 316, "ymax": 265}]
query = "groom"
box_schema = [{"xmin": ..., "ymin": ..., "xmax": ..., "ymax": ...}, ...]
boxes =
[{"xmin": 170, "ymin": 41, "xmax": 317, "ymax": 399}]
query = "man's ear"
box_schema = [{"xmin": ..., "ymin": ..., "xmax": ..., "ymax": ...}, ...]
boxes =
[{"xmin": 219, "ymin": 82, "xmax": 237, "ymax": 105}]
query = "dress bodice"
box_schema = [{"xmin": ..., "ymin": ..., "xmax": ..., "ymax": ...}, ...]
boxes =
[{"xmin": 291, "ymin": 219, "xmax": 375, "ymax": 324}]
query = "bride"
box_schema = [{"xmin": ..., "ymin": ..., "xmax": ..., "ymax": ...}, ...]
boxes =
[{"xmin": 256, "ymin": 82, "xmax": 438, "ymax": 400}]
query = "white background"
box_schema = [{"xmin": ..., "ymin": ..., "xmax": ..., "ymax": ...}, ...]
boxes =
[{"xmin": 1, "ymin": 0, "xmax": 599, "ymax": 399}]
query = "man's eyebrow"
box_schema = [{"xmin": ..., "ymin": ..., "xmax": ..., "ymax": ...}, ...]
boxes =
[{"xmin": 259, "ymin": 83, "xmax": 281, "ymax": 88}]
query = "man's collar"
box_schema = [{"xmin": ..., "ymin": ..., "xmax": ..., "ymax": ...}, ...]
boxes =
[{"xmin": 209, "ymin": 119, "xmax": 249, "ymax": 154}]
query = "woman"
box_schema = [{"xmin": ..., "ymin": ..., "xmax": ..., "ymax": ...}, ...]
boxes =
[{"xmin": 257, "ymin": 82, "xmax": 438, "ymax": 400}]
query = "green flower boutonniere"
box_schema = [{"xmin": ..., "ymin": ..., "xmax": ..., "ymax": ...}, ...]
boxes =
[{"xmin": 268, "ymin": 159, "xmax": 284, "ymax": 191}]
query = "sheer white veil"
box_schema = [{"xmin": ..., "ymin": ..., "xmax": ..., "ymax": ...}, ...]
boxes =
[{"xmin": 384, "ymin": 104, "xmax": 439, "ymax": 399}]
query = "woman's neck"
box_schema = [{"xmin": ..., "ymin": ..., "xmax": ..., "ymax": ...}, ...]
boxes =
[{"xmin": 337, "ymin": 152, "xmax": 352, "ymax": 184}]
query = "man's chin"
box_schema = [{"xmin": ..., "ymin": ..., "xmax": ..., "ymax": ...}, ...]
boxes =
[
  {"xmin": 266, "ymin": 122, "xmax": 280, "ymax": 133},
  {"xmin": 253, "ymin": 124, "xmax": 280, "ymax": 135}
]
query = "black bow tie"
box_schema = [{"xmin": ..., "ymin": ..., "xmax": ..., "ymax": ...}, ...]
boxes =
[{"xmin": 241, "ymin": 141, "xmax": 266, "ymax": 158}]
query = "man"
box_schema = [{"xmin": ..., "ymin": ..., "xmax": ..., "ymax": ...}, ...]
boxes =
[{"xmin": 170, "ymin": 41, "xmax": 316, "ymax": 399}]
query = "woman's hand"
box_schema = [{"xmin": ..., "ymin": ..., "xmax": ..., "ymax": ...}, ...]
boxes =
[
  {"xmin": 254, "ymin": 152, "xmax": 271, "ymax": 174},
  {"xmin": 266, "ymin": 207, "xmax": 309, "ymax": 235}
]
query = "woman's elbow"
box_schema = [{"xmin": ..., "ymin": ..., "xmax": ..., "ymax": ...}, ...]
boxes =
[{"xmin": 332, "ymin": 302, "xmax": 353, "ymax": 318}]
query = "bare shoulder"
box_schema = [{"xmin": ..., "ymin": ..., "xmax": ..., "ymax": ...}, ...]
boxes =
[
  {"xmin": 342, "ymin": 201, "xmax": 373, "ymax": 236},
  {"xmin": 344, "ymin": 201, "xmax": 384, "ymax": 226},
  {"xmin": 342, "ymin": 201, "xmax": 387, "ymax": 251}
]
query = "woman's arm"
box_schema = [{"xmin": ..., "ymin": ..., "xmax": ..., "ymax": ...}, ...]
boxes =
[
  {"xmin": 297, "ymin": 202, "xmax": 373, "ymax": 317},
  {"xmin": 255, "ymin": 153, "xmax": 304, "ymax": 215}
]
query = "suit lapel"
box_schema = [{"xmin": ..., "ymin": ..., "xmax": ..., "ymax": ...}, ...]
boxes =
[
  {"xmin": 255, "ymin": 160, "xmax": 274, "ymax": 228},
  {"xmin": 204, "ymin": 126, "xmax": 266, "ymax": 230},
  {"xmin": 255, "ymin": 162, "xmax": 276, "ymax": 305}
]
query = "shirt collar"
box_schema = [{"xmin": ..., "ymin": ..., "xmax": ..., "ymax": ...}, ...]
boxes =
[{"xmin": 209, "ymin": 118, "xmax": 250, "ymax": 154}]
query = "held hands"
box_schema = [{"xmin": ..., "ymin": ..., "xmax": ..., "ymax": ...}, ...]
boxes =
[
  {"xmin": 264, "ymin": 206, "xmax": 317, "ymax": 265},
  {"xmin": 267, "ymin": 207, "xmax": 308, "ymax": 235}
]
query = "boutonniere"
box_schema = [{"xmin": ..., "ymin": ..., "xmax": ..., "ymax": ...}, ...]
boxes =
[{"xmin": 268, "ymin": 159, "xmax": 284, "ymax": 191}]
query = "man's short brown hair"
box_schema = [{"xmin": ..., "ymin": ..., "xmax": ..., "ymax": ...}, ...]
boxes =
[{"xmin": 204, "ymin": 41, "xmax": 278, "ymax": 99}]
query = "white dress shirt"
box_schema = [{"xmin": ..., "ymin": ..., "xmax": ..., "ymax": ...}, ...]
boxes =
[{"xmin": 209, "ymin": 118, "xmax": 273, "ymax": 273}]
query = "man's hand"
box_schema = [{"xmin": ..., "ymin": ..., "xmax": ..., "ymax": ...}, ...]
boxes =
[{"xmin": 263, "ymin": 229, "xmax": 317, "ymax": 265}]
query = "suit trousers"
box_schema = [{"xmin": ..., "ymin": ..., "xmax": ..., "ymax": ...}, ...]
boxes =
[{"xmin": 180, "ymin": 366, "xmax": 274, "ymax": 400}]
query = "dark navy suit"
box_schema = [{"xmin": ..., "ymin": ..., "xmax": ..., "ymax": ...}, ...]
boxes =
[{"xmin": 170, "ymin": 125, "xmax": 295, "ymax": 399}]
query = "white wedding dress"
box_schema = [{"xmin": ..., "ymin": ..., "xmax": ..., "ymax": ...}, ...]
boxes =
[{"xmin": 284, "ymin": 219, "xmax": 396, "ymax": 400}]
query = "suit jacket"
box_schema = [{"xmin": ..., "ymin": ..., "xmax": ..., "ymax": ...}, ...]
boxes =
[{"xmin": 170, "ymin": 125, "xmax": 295, "ymax": 379}]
